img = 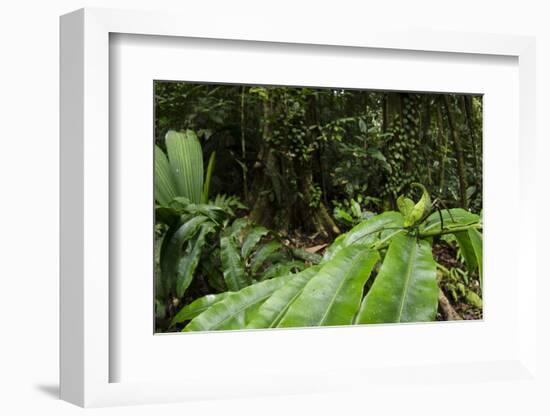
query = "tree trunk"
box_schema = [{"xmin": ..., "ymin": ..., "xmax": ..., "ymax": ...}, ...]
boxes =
[
  {"xmin": 442, "ymin": 95, "xmax": 468, "ymax": 208},
  {"xmin": 438, "ymin": 289, "xmax": 463, "ymax": 321},
  {"xmin": 420, "ymin": 96, "xmax": 433, "ymax": 185},
  {"xmin": 462, "ymin": 96, "xmax": 480, "ymax": 176},
  {"xmin": 436, "ymin": 105, "xmax": 448, "ymax": 194},
  {"xmin": 249, "ymin": 97, "xmax": 340, "ymax": 238},
  {"xmin": 298, "ymin": 167, "xmax": 340, "ymax": 238},
  {"xmin": 240, "ymin": 86, "xmax": 249, "ymax": 202},
  {"xmin": 249, "ymin": 99, "xmax": 277, "ymax": 227}
]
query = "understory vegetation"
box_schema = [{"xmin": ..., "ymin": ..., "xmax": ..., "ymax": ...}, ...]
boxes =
[{"xmin": 154, "ymin": 83, "xmax": 483, "ymax": 332}]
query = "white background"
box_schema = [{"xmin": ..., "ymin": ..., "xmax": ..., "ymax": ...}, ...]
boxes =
[{"xmin": 1, "ymin": 0, "xmax": 548, "ymax": 415}]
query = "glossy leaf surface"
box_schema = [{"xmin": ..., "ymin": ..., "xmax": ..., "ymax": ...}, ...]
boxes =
[
  {"xmin": 165, "ymin": 130, "xmax": 204, "ymax": 203},
  {"xmin": 246, "ymin": 266, "xmax": 321, "ymax": 328},
  {"xmin": 154, "ymin": 145, "xmax": 177, "ymax": 206},
  {"xmin": 161, "ymin": 216, "xmax": 209, "ymax": 288},
  {"xmin": 421, "ymin": 208, "xmax": 480, "ymax": 233},
  {"xmin": 356, "ymin": 234, "xmax": 438, "ymax": 324},
  {"xmin": 241, "ymin": 226, "xmax": 269, "ymax": 259},
  {"xmin": 250, "ymin": 241, "xmax": 283, "ymax": 274},
  {"xmin": 220, "ymin": 233, "xmax": 248, "ymax": 291},
  {"xmin": 175, "ymin": 223, "xmax": 215, "ymax": 297},
  {"xmin": 184, "ymin": 275, "xmax": 292, "ymax": 331},
  {"xmin": 406, "ymin": 182, "xmax": 431, "ymax": 226},
  {"xmin": 468, "ymin": 228, "xmax": 483, "ymax": 282},
  {"xmin": 171, "ymin": 292, "xmax": 231, "ymax": 326},
  {"xmin": 278, "ymin": 246, "xmax": 379, "ymax": 327},
  {"xmin": 397, "ymin": 196, "xmax": 415, "ymax": 221},
  {"xmin": 324, "ymin": 211, "xmax": 403, "ymax": 260}
]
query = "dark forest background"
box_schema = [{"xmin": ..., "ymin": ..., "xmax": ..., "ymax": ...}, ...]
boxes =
[{"xmin": 155, "ymin": 82, "xmax": 482, "ymax": 238}]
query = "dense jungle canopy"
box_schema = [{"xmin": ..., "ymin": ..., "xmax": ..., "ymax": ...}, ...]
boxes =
[{"xmin": 155, "ymin": 82, "xmax": 482, "ymax": 237}]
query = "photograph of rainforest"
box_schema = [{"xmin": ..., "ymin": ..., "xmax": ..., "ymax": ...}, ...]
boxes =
[{"xmin": 154, "ymin": 81, "xmax": 483, "ymax": 333}]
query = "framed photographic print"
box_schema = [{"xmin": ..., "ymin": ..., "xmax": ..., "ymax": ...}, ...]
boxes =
[
  {"xmin": 151, "ymin": 82, "xmax": 483, "ymax": 335},
  {"xmin": 60, "ymin": 7, "xmax": 540, "ymax": 409}
]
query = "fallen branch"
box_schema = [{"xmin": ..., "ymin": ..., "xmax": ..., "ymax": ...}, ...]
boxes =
[{"xmin": 438, "ymin": 289, "xmax": 462, "ymax": 321}]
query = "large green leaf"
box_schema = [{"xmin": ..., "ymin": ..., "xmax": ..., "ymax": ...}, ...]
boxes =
[
  {"xmin": 184, "ymin": 275, "xmax": 292, "ymax": 331},
  {"xmin": 454, "ymin": 231, "xmax": 477, "ymax": 272},
  {"xmin": 165, "ymin": 130, "xmax": 204, "ymax": 204},
  {"xmin": 397, "ymin": 196, "xmax": 415, "ymax": 221},
  {"xmin": 175, "ymin": 222, "xmax": 215, "ymax": 298},
  {"xmin": 220, "ymin": 233, "xmax": 249, "ymax": 291},
  {"xmin": 277, "ymin": 246, "xmax": 380, "ymax": 327},
  {"xmin": 247, "ymin": 266, "xmax": 321, "ymax": 328},
  {"xmin": 356, "ymin": 233, "xmax": 438, "ymax": 324},
  {"xmin": 469, "ymin": 229, "xmax": 482, "ymax": 282},
  {"xmin": 161, "ymin": 216, "xmax": 209, "ymax": 290},
  {"xmin": 171, "ymin": 200, "xmax": 228, "ymax": 224},
  {"xmin": 456, "ymin": 228, "xmax": 483, "ymax": 283},
  {"xmin": 154, "ymin": 145, "xmax": 178, "ymax": 206},
  {"xmin": 324, "ymin": 211, "xmax": 404, "ymax": 260},
  {"xmin": 171, "ymin": 292, "xmax": 231, "ymax": 326},
  {"xmin": 250, "ymin": 241, "xmax": 284, "ymax": 274},
  {"xmin": 421, "ymin": 208, "xmax": 480, "ymax": 233},
  {"xmin": 241, "ymin": 226, "xmax": 269, "ymax": 259},
  {"xmin": 405, "ymin": 182, "xmax": 431, "ymax": 227}
]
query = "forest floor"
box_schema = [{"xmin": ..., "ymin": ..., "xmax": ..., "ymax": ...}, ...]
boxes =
[{"xmin": 432, "ymin": 242, "xmax": 483, "ymax": 321}]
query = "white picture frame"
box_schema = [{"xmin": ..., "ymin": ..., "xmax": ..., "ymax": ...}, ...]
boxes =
[{"xmin": 60, "ymin": 7, "xmax": 540, "ymax": 408}]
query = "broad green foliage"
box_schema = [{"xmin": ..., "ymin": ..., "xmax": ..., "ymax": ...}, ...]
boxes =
[
  {"xmin": 156, "ymin": 205, "xmax": 222, "ymax": 303},
  {"xmin": 277, "ymin": 246, "xmax": 379, "ymax": 327},
  {"xmin": 323, "ymin": 211, "xmax": 404, "ymax": 260},
  {"xmin": 155, "ymin": 130, "xmax": 210, "ymax": 205},
  {"xmin": 209, "ymin": 194, "xmax": 247, "ymax": 217},
  {"xmin": 160, "ymin": 216, "xmax": 209, "ymax": 297},
  {"xmin": 220, "ymin": 220, "xmax": 304, "ymax": 291},
  {"xmin": 166, "ymin": 130, "xmax": 203, "ymax": 203},
  {"xmin": 156, "ymin": 84, "xmax": 483, "ymax": 231},
  {"xmin": 154, "ymin": 147, "xmax": 178, "ymax": 206},
  {"xmin": 356, "ymin": 234, "xmax": 437, "ymax": 324},
  {"xmin": 453, "ymin": 229, "xmax": 483, "ymax": 283},
  {"xmin": 421, "ymin": 208, "xmax": 480, "ymax": 234},
  {"xmin": 220, "ymin": 232, "xmax": 248, "ymax": 291},
  {"xmin": 155, "ymin": 130, "xmax": 234, "ymax": 310},
  {"xmin": 398, "ymin": 183, "xmax": 431, "ymax": 227},
  {"xmin": 154, "ymin": 130, "xmax": 307, "ymax": 325},
  {"xmin": 171, "ymin": 292, "xmax": 230, "ymax": 326},
  {"xmin": 468, "ymin": 229, "xmax": 483, "ymax": 281},
  {"xmin": 175, "ymin": 222, "xmax": 215, "ymax": 297},
  {"xmin": 180, "ymin": 192, "xmax": 482, "ymax": 331},
  {"xmin": 184, "ymin": 275, "xmax": 294, "ymax": 331},
  {"xmin": 247, "ymin": 266, "xmax": 321, "ymax": 329},
  {"xmin": 157, "ymin": 198, "xmax": 301, "ymax": 305},
  {"xmin": 396, "ymin": 196, "xmax": 415, "ymax": 222}
]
